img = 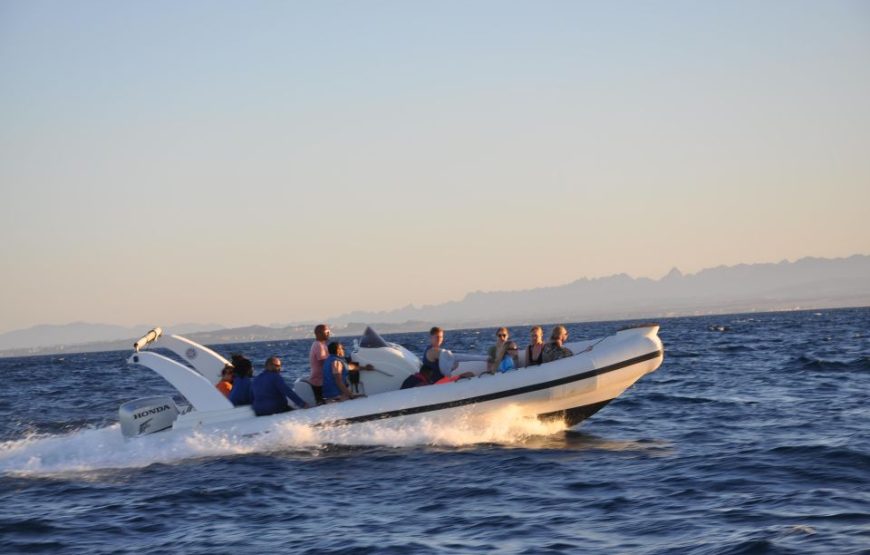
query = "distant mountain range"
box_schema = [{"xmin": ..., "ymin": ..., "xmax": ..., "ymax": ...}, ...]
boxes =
[
  {"xmin": 1, "ymin": 254, "xmax": 868, "ymax": 357},
  {"xmin": 329, "ymin": 254, "xmax": 870, "ymax": 328}
]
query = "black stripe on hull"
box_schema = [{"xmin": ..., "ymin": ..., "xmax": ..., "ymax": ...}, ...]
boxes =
[
  {"xmin": 537, "ymin": 400, "xmax": 613, "ymax": 428},
  {"xmin": 313, "ymin": 349, "xmax": 662, "ymax": 428}
]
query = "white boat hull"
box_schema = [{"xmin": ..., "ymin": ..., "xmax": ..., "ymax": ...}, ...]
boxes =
[{"xmin": 126, "ymin": 324, "xmax": 664, "ymax": 438}]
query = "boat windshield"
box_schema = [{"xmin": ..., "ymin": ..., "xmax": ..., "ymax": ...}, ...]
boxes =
[{"xmin": 359, "ymin": 326, "xmax": 389, "ymax": 349}]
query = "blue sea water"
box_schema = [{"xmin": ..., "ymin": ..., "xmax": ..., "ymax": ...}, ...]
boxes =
[{"xmin": 1, "ymin": 308, "xmax": 868, "ymax": 554}]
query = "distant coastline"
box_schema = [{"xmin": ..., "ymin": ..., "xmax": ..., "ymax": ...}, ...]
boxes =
[
  {"xmin": 1, "ymin": 254, "xmax": 868, "ymax": 358},
  {"xmin": 1, "ymin": 305, "xmax": 868, "ymax": 360}
]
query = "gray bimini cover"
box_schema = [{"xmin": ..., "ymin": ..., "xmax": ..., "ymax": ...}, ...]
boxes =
[
  {"xmin": 359, "ymin": 326, "xmax": 389, "ymax": 349},
  {"xmin": 119, "ymin": 396, "xmax": 179, "ymax": 438}
]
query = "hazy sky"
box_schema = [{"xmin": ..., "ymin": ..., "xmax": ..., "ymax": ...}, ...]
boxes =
[{"xmin": 1, "ymin": 1, "xmax": 868, "ymax": 333}]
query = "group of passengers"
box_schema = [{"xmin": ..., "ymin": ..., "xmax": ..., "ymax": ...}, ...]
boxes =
[
  {"xmin": 215, "ymin": 353, "xmax": 310, "ymax": 416},
  {"xmin": 400, "ymin": 324, "xmax": 574, "ymax": 389},
  {"xmin": 214, "ymin": 322, "xmax": 576, "ymax": 413}
]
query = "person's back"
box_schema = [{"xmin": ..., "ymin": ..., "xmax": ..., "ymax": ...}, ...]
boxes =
[
  {"xmin": 228, "ymin": 354, "xmax": 254, "ymax": 406},
  {"xmin": 229, "ymin": 376, "xmax": 253, "ymax": 406}
]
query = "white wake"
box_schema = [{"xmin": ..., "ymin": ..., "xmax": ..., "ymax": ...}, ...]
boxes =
[{"xmin": 0, "ymin": 405, "xmax": 567, "ymax": 475}]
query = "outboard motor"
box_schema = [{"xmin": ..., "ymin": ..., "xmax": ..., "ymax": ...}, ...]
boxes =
[{"xmin": 119, "ymin": 396, "xmax": 179, "ymax": 438}]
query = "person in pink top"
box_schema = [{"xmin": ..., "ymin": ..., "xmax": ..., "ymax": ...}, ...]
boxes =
[{"xmin": 308, "ymin": 323, "xmax": 331, "ymax": 404}]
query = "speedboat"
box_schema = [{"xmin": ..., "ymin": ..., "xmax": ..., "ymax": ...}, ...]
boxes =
[{"xmin": 120, "ymin": 325, "xmax": 664, "ymax": 439}]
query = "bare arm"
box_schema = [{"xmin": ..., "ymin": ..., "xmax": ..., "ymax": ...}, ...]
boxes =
[{"xmin": 333, "ymin": 360, "xmax": 354, "ymax": 400}]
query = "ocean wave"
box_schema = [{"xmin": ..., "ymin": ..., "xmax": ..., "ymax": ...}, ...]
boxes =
[{"xmin": 791, "ymin": 355, "xmax": 870, "ymax": 373}]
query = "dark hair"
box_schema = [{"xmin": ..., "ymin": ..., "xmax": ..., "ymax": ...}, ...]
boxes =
[
  {"xmin": 230, "ymin": 354, "xmax": 253, "ymax": 377},
  {"xmin": 429, "ymin": 326, "xmax": 443, "ymax": 336},
  {"xmin": 327, "ymin": 341, "xmax": 342, "ymax": 355},
  {"xmin": 314, "ymin": 324, "xmax": 329, "ymax": 341}
]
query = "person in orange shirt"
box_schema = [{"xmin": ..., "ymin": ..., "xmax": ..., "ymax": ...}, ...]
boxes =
[{"xmin": 216, "ymin": 364, "xmax": 234, "ymax": 398}]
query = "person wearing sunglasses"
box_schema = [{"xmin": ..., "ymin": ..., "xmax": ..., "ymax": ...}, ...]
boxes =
[
  {"xmin": 486, "ymin": 327, "xmax": 511, "ymax": 373},
  {"xmin": 497, "ymin": 341, "xmax": 521, "ymax": 373},
  {"xmin": 251, "ymin": 356, "xmax": 310, "ymax": 416},
  {"xmin": 542, "ymin": 325, "xmax": 574, "ymax": 363}
]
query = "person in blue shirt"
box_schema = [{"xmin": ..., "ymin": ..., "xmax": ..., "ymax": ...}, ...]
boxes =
[
  {"xmin": 251, "ymin": 356, "xmax": 309, "ymax": 416},
  {"xmin": 498, "ymin": 342, "xmax": 520, "ymax": 373},
  {"xmin": 228, "ymin": 354, "xmax": 254, "ymax": 406}
]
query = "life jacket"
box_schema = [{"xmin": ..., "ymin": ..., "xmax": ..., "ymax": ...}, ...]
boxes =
[{"xmin": 215, "ymin": 380, "xmax": 232, "ymax": 398}]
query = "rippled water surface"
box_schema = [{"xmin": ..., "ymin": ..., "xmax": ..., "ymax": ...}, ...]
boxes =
[{"xmin": 1, "ymin": 308, "xmax": 868, "ymax": 554}]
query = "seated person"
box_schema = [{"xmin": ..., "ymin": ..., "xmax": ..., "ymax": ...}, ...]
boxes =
[
  {"xmin": 421, "ymin": 326, "xmax": 474, "ymax": 382},
  {"xmin": 322, "ymin": 342, "xmax": 357, "ymax": 402},
  {"xmin": 401, "ymin": 365, "xmax": 435, "ymax": 389},
  {"xmin": 486, "ymin": 327, "xmax": 511, "ymax": 373},
  {"xmin": 228, "ymin": 354, "xmax": 254, "ymax": 406},
  {"xmin": 525, "ymin": 326, "xmax": 545, "ymax": 367},
  {"xmin": 216, "ymin": 364, "xmax": 234, "ymax": 398},
  {"xmin": 541, "ymin": 325, "xmax": 574, "ymax": 363},
  {"xmin": 497, "ymin": 342, "xmax": 520, "ymax": 373},
  {"xmin": 251, "ymin": 356, "xmax": 309, "ymax": 416}
]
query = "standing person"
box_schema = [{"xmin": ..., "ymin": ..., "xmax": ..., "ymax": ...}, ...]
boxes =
[
  {"xmin": 421, "ymin": 326, "xmax": 473, "ymax": 382},
  {"xmin": 322, "ymin": 342, "xmax": 356, "ymax": 402},
  {"xmin": 251, "ymin": 356, "xmax": 309, "ymax": 416},
  {"xmin": 486, "ymin": 327, "xmax": 511, "ymax": 373},
  {"xmin": 525, "ymin": 326, "xmax": 545, "ymax": 367},
  {"xmin": 542, "ymin": 325, "xmax": 574, "ymax": 363},
  {"xmin": 215, "ymin": 364, "xmax": 234, "ymax": 398},
  {"xmin": 308, "ymin": 324, "xmax": 330, "ymax": 405},
  {"xmin": 228, "ymin": 354, "xmax": 254, "ymax": 406}
]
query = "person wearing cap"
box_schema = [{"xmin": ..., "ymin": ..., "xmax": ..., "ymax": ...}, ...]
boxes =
[
  {"xmin": 497, "ymin": 342, "xmax": 520, "ymax": 373},
  {"xmin": 251, "ymin": 356, "xmax": 309, "ymax": 416}
]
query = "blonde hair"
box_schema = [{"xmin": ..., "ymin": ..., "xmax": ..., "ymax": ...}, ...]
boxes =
[{"xmin": 551, "ymin": 325, "xmax": 567, "ymax": 341}]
